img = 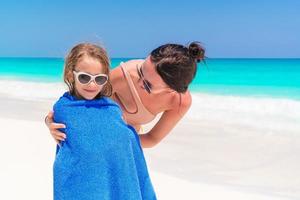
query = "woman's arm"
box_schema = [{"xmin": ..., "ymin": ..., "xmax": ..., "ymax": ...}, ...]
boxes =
[
  {"xmin": 45, "ymin": 111, "xmax": 67, "ymax": 144},
  {"xmin": 139, "ymin": 92, "xmax": 192, "ymax": 148}
]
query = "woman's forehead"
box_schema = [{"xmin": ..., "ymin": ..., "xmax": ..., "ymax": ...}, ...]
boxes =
[
  {"xmin": 143, "ymin": 57, "xmax": 168, "ymax": 87},
  {"xmin": 143, "ymin": 57, "xmax": 157, "ymax": 77}
]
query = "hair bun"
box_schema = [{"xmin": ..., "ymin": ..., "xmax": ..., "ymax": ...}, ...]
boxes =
[{"xmin": 188, "ymin": 42, "xmax": 205, "ymax": 63}]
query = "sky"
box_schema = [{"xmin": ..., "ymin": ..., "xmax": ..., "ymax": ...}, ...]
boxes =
[{"xmin": 0, "ymin": 0, "xmax": 299, "ymax": 58}]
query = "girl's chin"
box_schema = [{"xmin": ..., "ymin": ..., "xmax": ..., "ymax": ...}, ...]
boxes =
[
  {"xmin": 78, "ymin": 91, "xmax": 99, "ymax": 100},
  {"xmin": 83, "ymin": 93, "xmax": 98, "ymax": 99}
]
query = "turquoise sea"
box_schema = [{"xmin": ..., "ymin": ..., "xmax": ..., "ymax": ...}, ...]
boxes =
[{"xmin": 0, "ymin": 58, "xmax": 299, "ymax": 100}]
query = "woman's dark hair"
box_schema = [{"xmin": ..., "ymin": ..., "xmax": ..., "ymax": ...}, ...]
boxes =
[{"xmin": 150, "ymin": 42, "xmax": 205, "ymax": 93}]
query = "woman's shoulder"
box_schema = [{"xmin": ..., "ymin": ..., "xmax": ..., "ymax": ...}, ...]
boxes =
[
  {"xmin": 111, "ymin": 59, "xmax": 144, "ymax": 73},
  {"xmin": 123, "ymin": 59, "xmax": 144, "ymax": 66},
  {"xmin": 110, "ymin": 59, "xmax": 144, "ymax": 89},
  {"xmin": 169, "ymin": 90, "xmax": 192, "ymax": 112}
]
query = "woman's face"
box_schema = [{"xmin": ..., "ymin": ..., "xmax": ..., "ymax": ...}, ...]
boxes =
[
  {"xmin": 73, "ymin": 56, "xmax": 105, "ymax": 100},
  {"xmin": 138, "ymin": 56, "xmax": 172, "ymax": 94}
]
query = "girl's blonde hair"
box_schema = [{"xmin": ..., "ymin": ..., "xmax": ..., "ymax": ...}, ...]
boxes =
[{"xmin": 63, "ymin": 43, "xmax": 112, "ymax": 98}]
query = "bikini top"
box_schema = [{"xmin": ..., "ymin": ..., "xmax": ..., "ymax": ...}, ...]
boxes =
[{"xmin": 116, "ymin": 62, "xmax": 156, "ymax": 126}]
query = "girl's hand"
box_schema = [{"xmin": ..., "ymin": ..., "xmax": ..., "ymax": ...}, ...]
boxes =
[{"xmin": 45, "ymin": 111, "xmax": 67, "ymax": 145}]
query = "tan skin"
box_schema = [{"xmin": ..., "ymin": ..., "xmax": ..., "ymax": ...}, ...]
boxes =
[{"xmin": 46, "ymin": 56, "xmax": 192, "ymax": 148}]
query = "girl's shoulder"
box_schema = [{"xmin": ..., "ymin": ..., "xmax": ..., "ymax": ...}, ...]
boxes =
[
  {"xmin": 54, "ymin": 92, "xmax": 74, "ymax": 105},
  {"xmin": 99, "ymin": 96, "xmax": 121, "ymax": 108},
  {"xmin": 99, "ymin": 96, "xmax": 123, "ymax": 115},
  {"xmin": 53, "ymin": 92, "xmax": 122, "ymax": 113},
  {"xmin": 53, "ymin": 92, "xmax": 72, "ymax": 111}
]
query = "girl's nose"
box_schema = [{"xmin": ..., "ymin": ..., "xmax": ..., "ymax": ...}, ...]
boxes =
[{"xmin": 88, "ymin": 80, "xmax": 98, "ymax": 88}]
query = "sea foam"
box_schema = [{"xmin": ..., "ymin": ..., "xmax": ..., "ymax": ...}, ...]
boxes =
[
  {"xmin": 0, "ymin": 79, "xmax": 66, "ymax": 101},
  {"xmin": 1, "ymin": 79, "xmax": 299, "ymax": 135},
  {"xmin": 187, "ymin": 93, "xmax": 300, "ymax": 135}
]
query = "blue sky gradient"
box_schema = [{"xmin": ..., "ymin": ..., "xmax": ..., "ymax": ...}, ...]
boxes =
[{"xmin": 0, "ymin": 0, "xmax": 299, "ymax": 58}]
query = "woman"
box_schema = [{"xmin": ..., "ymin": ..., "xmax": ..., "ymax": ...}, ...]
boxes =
[{"xmin": 46, "ymin": 42, "xmax": 205, "ymax": 148}]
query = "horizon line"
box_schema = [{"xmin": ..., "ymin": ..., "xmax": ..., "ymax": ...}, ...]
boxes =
[{"xmin": 0, "ymin": 56, "xmax": 299, "ymax": 59}]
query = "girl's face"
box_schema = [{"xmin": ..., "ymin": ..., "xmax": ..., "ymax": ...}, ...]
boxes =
[{"xmin": 73, "ymin": 55, "xmax": 106, "ymax": 100}]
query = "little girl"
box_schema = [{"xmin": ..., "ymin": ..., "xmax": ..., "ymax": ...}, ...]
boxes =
[{"xmin": 53, "ymin": 43, "xmax": 156, "ymax": 200}]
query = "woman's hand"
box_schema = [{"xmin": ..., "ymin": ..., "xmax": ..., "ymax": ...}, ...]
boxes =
[{"xmin": 45, "ymin": 111, "xmax": 67, "ymax": 145}]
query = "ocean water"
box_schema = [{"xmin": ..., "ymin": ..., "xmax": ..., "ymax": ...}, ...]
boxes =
[
  {"xmin": 0, "ymin": 57, "xmax": 299, "ymax": 100},
  {"xmin": 0, "ymin": 58, "xmax": 299, "ymax": 141},
  {"xmin": 191, "ymin": 58, "xmax": 300, "ymax": 100}
]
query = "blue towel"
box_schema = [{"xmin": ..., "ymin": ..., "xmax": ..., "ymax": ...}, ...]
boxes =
[{"xmin": 53, "ymin": 92, "xmax": 156, "ymax": 200}]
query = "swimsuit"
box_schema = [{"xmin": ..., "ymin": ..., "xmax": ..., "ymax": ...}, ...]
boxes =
[{"xmin": 114, "ymin": 62, "xmax": 156, "ymax": 126}]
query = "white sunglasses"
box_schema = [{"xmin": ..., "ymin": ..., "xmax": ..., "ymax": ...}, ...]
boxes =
[{"xmin": 73, "ymin": 71, "xmax": 108, "ymax": 86}]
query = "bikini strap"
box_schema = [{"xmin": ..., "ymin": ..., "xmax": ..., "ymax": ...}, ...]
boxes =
[{"xmin": 120, "ymin": 62, "xmax": 144, "ymax": 108}]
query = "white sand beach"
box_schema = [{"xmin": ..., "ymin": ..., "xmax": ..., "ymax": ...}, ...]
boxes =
[{"xmin": 0, "ymin": 87, "xmax": 300, "ymax": 199}]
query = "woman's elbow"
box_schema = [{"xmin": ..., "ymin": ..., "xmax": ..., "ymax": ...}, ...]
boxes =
[{"xmin": 140, "ymin": 134, "xmax": 161, "ymax": 148}]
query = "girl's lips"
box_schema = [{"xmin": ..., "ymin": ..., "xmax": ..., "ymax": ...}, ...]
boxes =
[{"xmin": 84, "ymin": 89, "xmax": 97, "ymax": 93}]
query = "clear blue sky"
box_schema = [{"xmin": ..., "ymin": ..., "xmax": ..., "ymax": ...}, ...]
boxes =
[{"xmin": 0, "ymin": 0, "xmax": 299, "ymax": 58}]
